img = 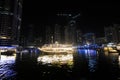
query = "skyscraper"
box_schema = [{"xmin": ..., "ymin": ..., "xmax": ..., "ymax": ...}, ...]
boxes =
[
  {"xmin": 76, "ymin": 30, "xmax": 82, "ymax": 45},
  {"xmin": 104, "ymin": 26, "xmax": 117, "ymax": 43},
  {"xmin": 45, "ymin": 26, "xmax": 53, "ymax": 44},
  {"xmin": 65, "ymin": 20, "xmax": 77, "ymax": 44},
  {"xmin": 83, "ymin": 33, "xmax": 96, "ymax": 45},
  {"xmin": 27, "ymin": 24, "xmax": 34, "ymax": 45},
  {"xmin": 54, "ymin": 24, "xmax": 61, "ymax": 43},
  {"xmin": 0, "ymin": 0, "xmax": 22, "ymax": 46},
  {"xmin": 57, "ymin": 13, "xmax": 80, "ymax": 45},
  {"xmin": 104, "ymin": 24, "xmax": 120, "ymax": 43}
]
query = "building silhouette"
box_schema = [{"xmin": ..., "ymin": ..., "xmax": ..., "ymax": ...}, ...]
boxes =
[
  {"xmin": 27, "ymin": 24, "xmax": 34, "ymax": 46},
  {"xmin": 0, "ymin": 0, "xmax": 22, "ymax": 46},
  {"xmin": 45, "ymin": 26, "xmax": 53, "ymax": 44},
  {"xmin": 114, "ymin": 24, "xmax": 120, "ymax": 43},
  {"xmin": 83, "ymin": 33, "xmax": 96, "ymax": 45},
  {"xmin": 104, "ymin": 24, "xmax": 120, "ymax": 43},
  {"xmin": 54, "ymin": 24, "xmax": 61, "ymax": 43},
  {"xmin": 57, "ymin": 13, "xmax": 80, "ymax": 45},
  {"xmin": 96, "ymin": 37, "xmax": 107, "ymax": 46},
  {"xmin": 65, "ymin": 20, "xmax": 77, "ymax": 44},
  {"xmin": 76, "ymin": 30, "xmax": 83, "ymax": 45}
]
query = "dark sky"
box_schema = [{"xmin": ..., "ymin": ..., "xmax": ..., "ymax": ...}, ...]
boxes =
[{"xmin": 22, "ymin": 1, "xmax": 120, "ymax": 37}]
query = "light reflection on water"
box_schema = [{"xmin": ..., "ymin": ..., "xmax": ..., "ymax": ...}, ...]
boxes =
[
  {"xmin": 37, "ymin": 49, "xmax": 98, "ymax": 72},
  {"xmin": 0, "ymin": 49, "xmax": 120, "ymax": 80},
  {"xmin": 0, "ymin": 54, "xmax": 16, "ymax": 79},
  {"xmin": 0, "ymin": 54, "xmax": 16, "ymax": 64},
  {"xmin": 37, "ymin": 53, "xmax": 73, "ymax": 68},
  {"xmin": 119, "ymin": 55, "xmax": 120, "ymax": 68},
  {"xmin": 77, "ymin": 49, "xmax": 98, "ymax": 72}
]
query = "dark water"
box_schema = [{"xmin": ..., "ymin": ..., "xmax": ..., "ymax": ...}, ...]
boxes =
[{"xmin": 0, "ymin": 49, "xmax": 120, "ymax": 80}]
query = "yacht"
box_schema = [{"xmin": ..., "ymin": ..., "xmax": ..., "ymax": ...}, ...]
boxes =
[{"xmin": 38, "ymin": 42, "xmax": 74, "ymax": 53}]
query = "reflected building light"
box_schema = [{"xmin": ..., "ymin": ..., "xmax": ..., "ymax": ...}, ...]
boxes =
[
  {"xmin": 78, "ymin": 49, "xmax": 96, "ymax": 54},
  {"xmin": 118, "ymin": 56, "xmax": 120, "ymax": 68},
  {"xmin": 0, "ymin": 54, "xmax": 16, "ymax": 65},
  {"xmin": 0, "ymin": 54, "xmax": 16, "ymax": 79},
  {"xmin": 88, "ymin": 59, "xmax": 97, "ymax": 72},
  {"xmin": 77, "ymin": 49, "xmax": 98, "ymax": 72},
  {"xmin": 87, "ymin": 51, "xmax": 97, "ymax": 72},
  {"xmin": 37, "ymin": 54, "xmax": 73, "ymax": 67}
]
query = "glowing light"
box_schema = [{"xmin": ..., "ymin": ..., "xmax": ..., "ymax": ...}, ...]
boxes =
[
  {"xmin": 116, "ymin": 44, "xmax": 120, "ymax": 50},
  {"xmin": 0, "ymin": 54, "xmax": 16, "ymax": 65},
  {"xmin": 118, "ymin": 56, "xmax": 120, "ymax": 67},
  {"xmin": 109, "ymin": 49, "xmax": 117, "ymax": 53},
  {"xmin": 103, "ymin": 46, "xmax": 118, "ymax": 53},
  {"xmin": 38, "ymin": 43, "xmax": 74, "ymax": 53},
  {"xmin": 37, "ymin": 54, "xmax": 73, "ymax": 67},
  {"xmin": 0, "ymin": 36, "xmax": 7, "ymax": 39},
  {"xmin": 0, "ymin": 46, "xmax": 17, "ymax": 53},
  {"xmin": 0, "ymin": 54, "xmax": 16, "ymax": 78}
]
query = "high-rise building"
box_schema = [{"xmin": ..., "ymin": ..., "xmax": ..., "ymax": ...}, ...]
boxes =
[
  {"xmin": 104, "ymin": 26, "xmax": 116, "ymax": 43},
  {"xmin": 113, "ymin": 24, "xmax": 120, "ymax": 43},
  {"xmin": 45, "ymin": 26, "xmax": 53, "ymax": 44},
  {"xmin": 57, "ymin": 13, "xmax": 80, "ymax": 45},
  {"xmin": 96, "ymin": 37, "xmax": 107, "ymax": 46},
  {"xmin": 83, "ymin": 33, "xmax": 95, "ymax": 45},
  {"xmin": 76, "ymin": 30, "xmax": 82, "ymax": 45},
  {"xmin": 27, "ymin": 24, "xmax": 34, "ymax": 45},
  {"xmin": 65, "ymin": 20, "xmax": 77, "ymax": 44},
  {"xmin": 54, "ymin": 24, "xmax": 61, "ymax": 43},
  {"xmin": 0, "ymin": 0, "xmax": 22, "ymax": 46},
  {"xmin": 104, "ymin": 24, "xmax": 120, "ymax": 43}
]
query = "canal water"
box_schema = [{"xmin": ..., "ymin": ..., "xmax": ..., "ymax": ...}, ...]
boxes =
[{"xmin": 0, "ymin": 49, "xmax": 120, "ymax": 80}]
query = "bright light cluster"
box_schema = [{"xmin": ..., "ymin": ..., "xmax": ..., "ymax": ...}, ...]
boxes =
[
  {"xmin": 0, "ymin": 46, "xmax": 16, "ymax": 53},
  {"xmin": 37, "ymin": 54, "xmax": 73, "ymax": 67},
  {"xmin": 0, "ymin": 54, "xmax": 16, "ymax": 65},
  {"xmin": 38, "ymin": 43, "xmax": 74, "ymax": 53}
]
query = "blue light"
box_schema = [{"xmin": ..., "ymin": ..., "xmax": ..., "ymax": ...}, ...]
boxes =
[{"xmin": 0, "ymin": 46, "xmax": 16, "ymax": 49}]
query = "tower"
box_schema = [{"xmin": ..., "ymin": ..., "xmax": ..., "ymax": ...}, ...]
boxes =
[
  {"xmin": 57, "ymin": 13, "xmax": 80, "ymax": 44},
  {"xmin": 0, "ymin": 0, "xmax": 22, "ymax": 46},
  {"xmin": 65, "ymin": 20, "xmax": 76, "ymax": 44},
  {"xmin": 54, "ymin": 24, "xmax": 61, "ymax": 43},
  {"xmin": 45, "ymin": 26, "xmax": 53, "ymax": 44},
  {"xmin": 104, "ymin": 24, "xmax": 120, "ymax": 43},
  {"xmin": 83, "ymin": 33, "xmax": 96, "ymax": 45}
]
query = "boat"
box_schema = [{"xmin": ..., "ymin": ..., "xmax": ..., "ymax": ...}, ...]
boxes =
[{"xmin": 38, "ymin": 42, "xmax": 74, "ymax": 53}]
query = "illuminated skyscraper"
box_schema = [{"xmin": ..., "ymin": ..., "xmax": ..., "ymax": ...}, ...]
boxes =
[{"xmin": 0, "ymin": 0, "xmax": 22, "ymax": 46}]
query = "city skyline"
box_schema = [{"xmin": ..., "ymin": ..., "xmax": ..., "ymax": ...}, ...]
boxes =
[{"xmin": 22, "ymin": 2, "xmax": 120, "ymax": 37}]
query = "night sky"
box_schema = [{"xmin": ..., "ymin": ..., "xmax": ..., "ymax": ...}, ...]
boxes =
[{"xmin": 22, "ymin": 1, "xmax": 120, "ymax": 37}]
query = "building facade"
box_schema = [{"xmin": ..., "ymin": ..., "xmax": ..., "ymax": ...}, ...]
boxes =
[
  {"xmin": 45, "ymin": 26, "xmax": 53, "ymax": 44},
  {"xmin": 54, "ymin": 24, "xmax": 61, "ymax": 43},
  {"xmin": 0, "ymin": 0, "xmax": 22, "ymax": 46},
  {"xmin": 64, "ymin": 20, "xmax": 77, "ymax": 44},
  {"xmin": 76, "ymin": 30, "xmax": 83, "ymax": 45},
  {"xmin": 104, "ymin": 24, "xmax": 120, "ymax": 43}
]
